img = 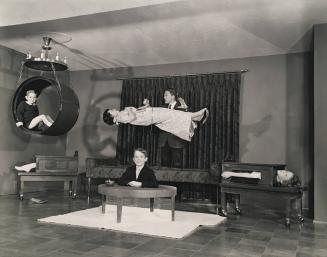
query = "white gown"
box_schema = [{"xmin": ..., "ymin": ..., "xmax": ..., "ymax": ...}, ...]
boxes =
[{"xmin": 129, "ymin": 108, "xmax": 197, "ymax": 141}]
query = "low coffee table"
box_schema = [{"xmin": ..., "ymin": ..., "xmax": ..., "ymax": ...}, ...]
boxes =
[{"xmin": 98, "ymin": 184, "xmax": 177, "ymax": 223}]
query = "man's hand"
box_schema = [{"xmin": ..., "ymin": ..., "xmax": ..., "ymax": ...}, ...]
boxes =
[
  {"xmin": 128, "ymin": 181, "xmax": 142, "ymax": 187},
  {"xmin": 143, "ymin": 98, "xmax": 150, "ymax": 107},
  {"xmin": 178, "ymin": 97, "xmax": 188, "ymax": 110},
  {"xmin": 16, "ymin": 122, "xmax": 23, "ymax": 127}
]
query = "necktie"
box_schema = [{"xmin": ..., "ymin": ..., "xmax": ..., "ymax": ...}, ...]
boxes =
[{"xmin": 136, "ymin": 168, "xmax": 141, "ymax": 179}]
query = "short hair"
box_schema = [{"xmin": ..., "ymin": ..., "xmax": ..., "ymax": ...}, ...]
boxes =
[
  {"xmin": 103, "ymin": 109, "xmax": 115, "ymax": 125},
  {"xmin": 165, "ymin": 88, "xmax": 177, "ymax": 97},
  {"xmin": 26, "ymin": 90, "xmax": 36, "ymax": 96},
  {"xmin": 134, "ymin": 148, "xmax": 148, "ymax": 158}
]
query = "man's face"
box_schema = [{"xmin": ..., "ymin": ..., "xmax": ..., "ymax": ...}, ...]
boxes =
[
  {"xmin": 133, "ymin": 150, "xmax": 147, "ymax": 166},
  {"xmin": 164, "ymin": 91, "xmax": 175, "ymax": 104},
  {"xmin": 277, "ymin": 170, "xmax": 294, "ymax": 183}
]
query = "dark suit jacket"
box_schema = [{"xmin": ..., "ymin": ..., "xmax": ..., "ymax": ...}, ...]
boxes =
[
  {"xmin": 158, "ymin": 100, "xmax": 188, "ymax": 148},
  {"xmin": 117, "ymin": 165, "xmax": 158, "ymax": 188}
]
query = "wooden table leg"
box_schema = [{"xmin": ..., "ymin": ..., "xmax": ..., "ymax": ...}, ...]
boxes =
[
  {"xmin": 171, "ymin": 195, "xmax": 175, "ymax": 221},
  {"xmin": 117, "ymin": 198, "xmax": 123, "ymax": 223},
  {"xmin": 150, "ymin": 198, "xmax": 154, "ymax": 212},
  {"xmin": 216, "ymin": 185, "xmax": 220, "ymax": 215},
  {"xmin": 221, "ymin": 192, "xmax": 227, "ymax": 216},
  {"xmin": 285, "ymin": 198, "xmax": 291, "ymax": 227},
  {"xmin": 101, "ymin": 194, "xmax": 106, "ymax": 213},
  {"xmin": 72, "ymin": 177, "xmax": 77, "ymax": 199},
  {"xmin": 19, "ymin": 180, "xmax": 24, "ymax": 200},
  {"xmin": 235, "ymin": 194, "xmax": 241, "ymax": 215},
  {"xmin": 297, "ymin": 195, "xmax": 304, "ymax": 223},
  {"xmin": 68, "ymin": 181, "xmax": 73, "ymax": 196},
  {"xmin": 87, "ymin": 177, "xmax": 91, "ymax": 203}
]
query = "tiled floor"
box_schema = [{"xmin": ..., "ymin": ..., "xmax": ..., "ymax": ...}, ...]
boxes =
[{"xmin": 0, "ymin": 191, "xmax": 326, "ymax": 257}]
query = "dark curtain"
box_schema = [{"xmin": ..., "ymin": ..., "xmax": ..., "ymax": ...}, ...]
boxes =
[{"xmin": 116, "ymin": 73, "xmax": 241, "ymax": 169}]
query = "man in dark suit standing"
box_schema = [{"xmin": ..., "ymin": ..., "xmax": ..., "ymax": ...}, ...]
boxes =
[{"xmin": 157, "ymin": 88, "xmax": 188, "ymax": 168}]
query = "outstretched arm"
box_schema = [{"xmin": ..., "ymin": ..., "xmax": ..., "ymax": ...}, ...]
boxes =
[{"xmin": 137, "ymin": 98, "xmax": 150, "ymax": 110}]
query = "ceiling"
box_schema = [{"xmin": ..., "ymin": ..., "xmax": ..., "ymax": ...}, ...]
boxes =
[{"xmin": 0, "ymin": 0, "xmax": 326, "ymax": 71}]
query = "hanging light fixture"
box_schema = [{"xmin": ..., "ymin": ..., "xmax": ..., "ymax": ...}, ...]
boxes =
[{"xmin": 24, "ymin": 32, "xmax": 71, "ymax": 71}]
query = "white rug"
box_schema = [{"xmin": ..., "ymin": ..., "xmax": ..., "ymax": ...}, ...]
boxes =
[{"xmin": 38, "ymin": 205, "xmax": 226, "ymax": 239}]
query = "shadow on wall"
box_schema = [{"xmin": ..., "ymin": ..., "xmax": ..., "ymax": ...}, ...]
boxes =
[
  {"xmin": 240, "ymin": 114, "xmax": 272, "ymax": 157},
  {"xmin": 83, "ymin": 92, "xmax": 121, "ymax": 159}
]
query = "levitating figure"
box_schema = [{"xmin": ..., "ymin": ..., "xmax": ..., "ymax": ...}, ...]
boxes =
[
  {"xmin": 103, "ymin": 101, "xmax": 209, "ymax": 142},
  {"xmin": 16, "ymin": 90, "xmax": 54, "ymax": 131}
]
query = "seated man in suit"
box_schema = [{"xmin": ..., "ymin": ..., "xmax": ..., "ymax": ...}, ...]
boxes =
[{"xmin": 117, "ymin": 148, "xmax": 158, "ymax": 188}]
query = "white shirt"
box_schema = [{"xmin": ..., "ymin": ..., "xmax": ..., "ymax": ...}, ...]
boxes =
[
  {"xmin": 135, "ymin": 165, "xmax": 144, "ymax": 179},
  {"xmin": 169, "ymin": 101, "xmax": 177, "ymax": 109}
]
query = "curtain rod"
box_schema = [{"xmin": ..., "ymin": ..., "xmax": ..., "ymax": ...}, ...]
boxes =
[{"xmin": 116, "ymin": 69, "xmax": 249, "ymax": 80}]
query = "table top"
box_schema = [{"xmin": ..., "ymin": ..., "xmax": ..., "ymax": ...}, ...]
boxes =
[{"xmin": 98, "ymin": 184, "xmax": 177, "ymax": 198}]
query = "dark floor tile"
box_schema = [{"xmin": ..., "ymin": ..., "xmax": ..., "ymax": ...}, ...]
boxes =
[
  {"xmin": 132, "ymin": 238, "xmax": 175, "ymax": 253},
  {"xmin": 298, "ymin": 238, "xmax": 327, "ymax": 250},
  {"xmin": 65, "ymin": 241, "xmax": 103, "ymax": 252},
  {"xmin": 209, "ymin": 234, "xmax": 242, "ymax": 246},
  {"xmin": 238, "ymin": 238, "xmax": 269, "ymax": 247},
  {"xmin": 0, "ymin": 248, "xmax": 37, "ymax": 257},
  {"xmin": 235, "ymin": 243, "xmax": 265, "ymax": 255},
  {"xmin": 162, "ymin": 247, "xmax": 197, "ymax": 257},
  {"xmin": 263, "ymin": 247, "xmax": 296, "ymax": 257},
  {"xmin": 86, "ymin": 245, "xmax": 130, "ymax": 257},
  {"xmin": 198, "ymin": 245, "xmax": 232, "ymax": 256},
  {"xmin": 174, "ymin": 241, "xmax": 203, "ymax": 251},
  {"xmin": 224, "ymin": 227, "xmax": 250, "ymax": 234},
  {"xmin": 269, "ymin": 238, "xmax": 298, "ymax": 252},
  {"xmin": 301, "ymin": 232, "xmax": 326, "ymax": 240},
  {"xmin": 45, "ymin": 249, "xmax": 85, "ymax": 257},
  {"xmin": 245, "ymin": 230, "xmax": 273, "ymax": 242},
  {"xmin": 296, "ymin": 248, "xmax": 327, "ymax": 257},
  {"xmin": 183, "ymin": 232, "xmax": 217, "ymax": 245},
  {"xmin": 274, "ymin": 229, "xmax": 301, "ymax": 240},
  {"xmin": 196, "ymin": 227, "xmax": 224, "ymax": 235},
  {"xmin": 124, "ymin": 249, "xmax": 156, "ymax": 257}
]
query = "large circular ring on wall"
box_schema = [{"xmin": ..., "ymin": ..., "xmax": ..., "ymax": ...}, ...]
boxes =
[{"xmin": 12, "ymin": 76, "xmax": 79, "ymax": 136}]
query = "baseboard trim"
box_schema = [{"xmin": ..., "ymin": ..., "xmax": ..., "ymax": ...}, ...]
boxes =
[{"xmin": 313, "ymin": 219, "xmax": 327, "ymax": 224}]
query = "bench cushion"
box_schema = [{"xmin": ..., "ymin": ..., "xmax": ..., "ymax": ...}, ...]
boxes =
[
  {"xmin": 87, "ymin": 164, "xmax": 217, "ymax": 184},
  {"xmin": 220, "ymin": 182, "xmax": 303, "ymax": 193}
]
